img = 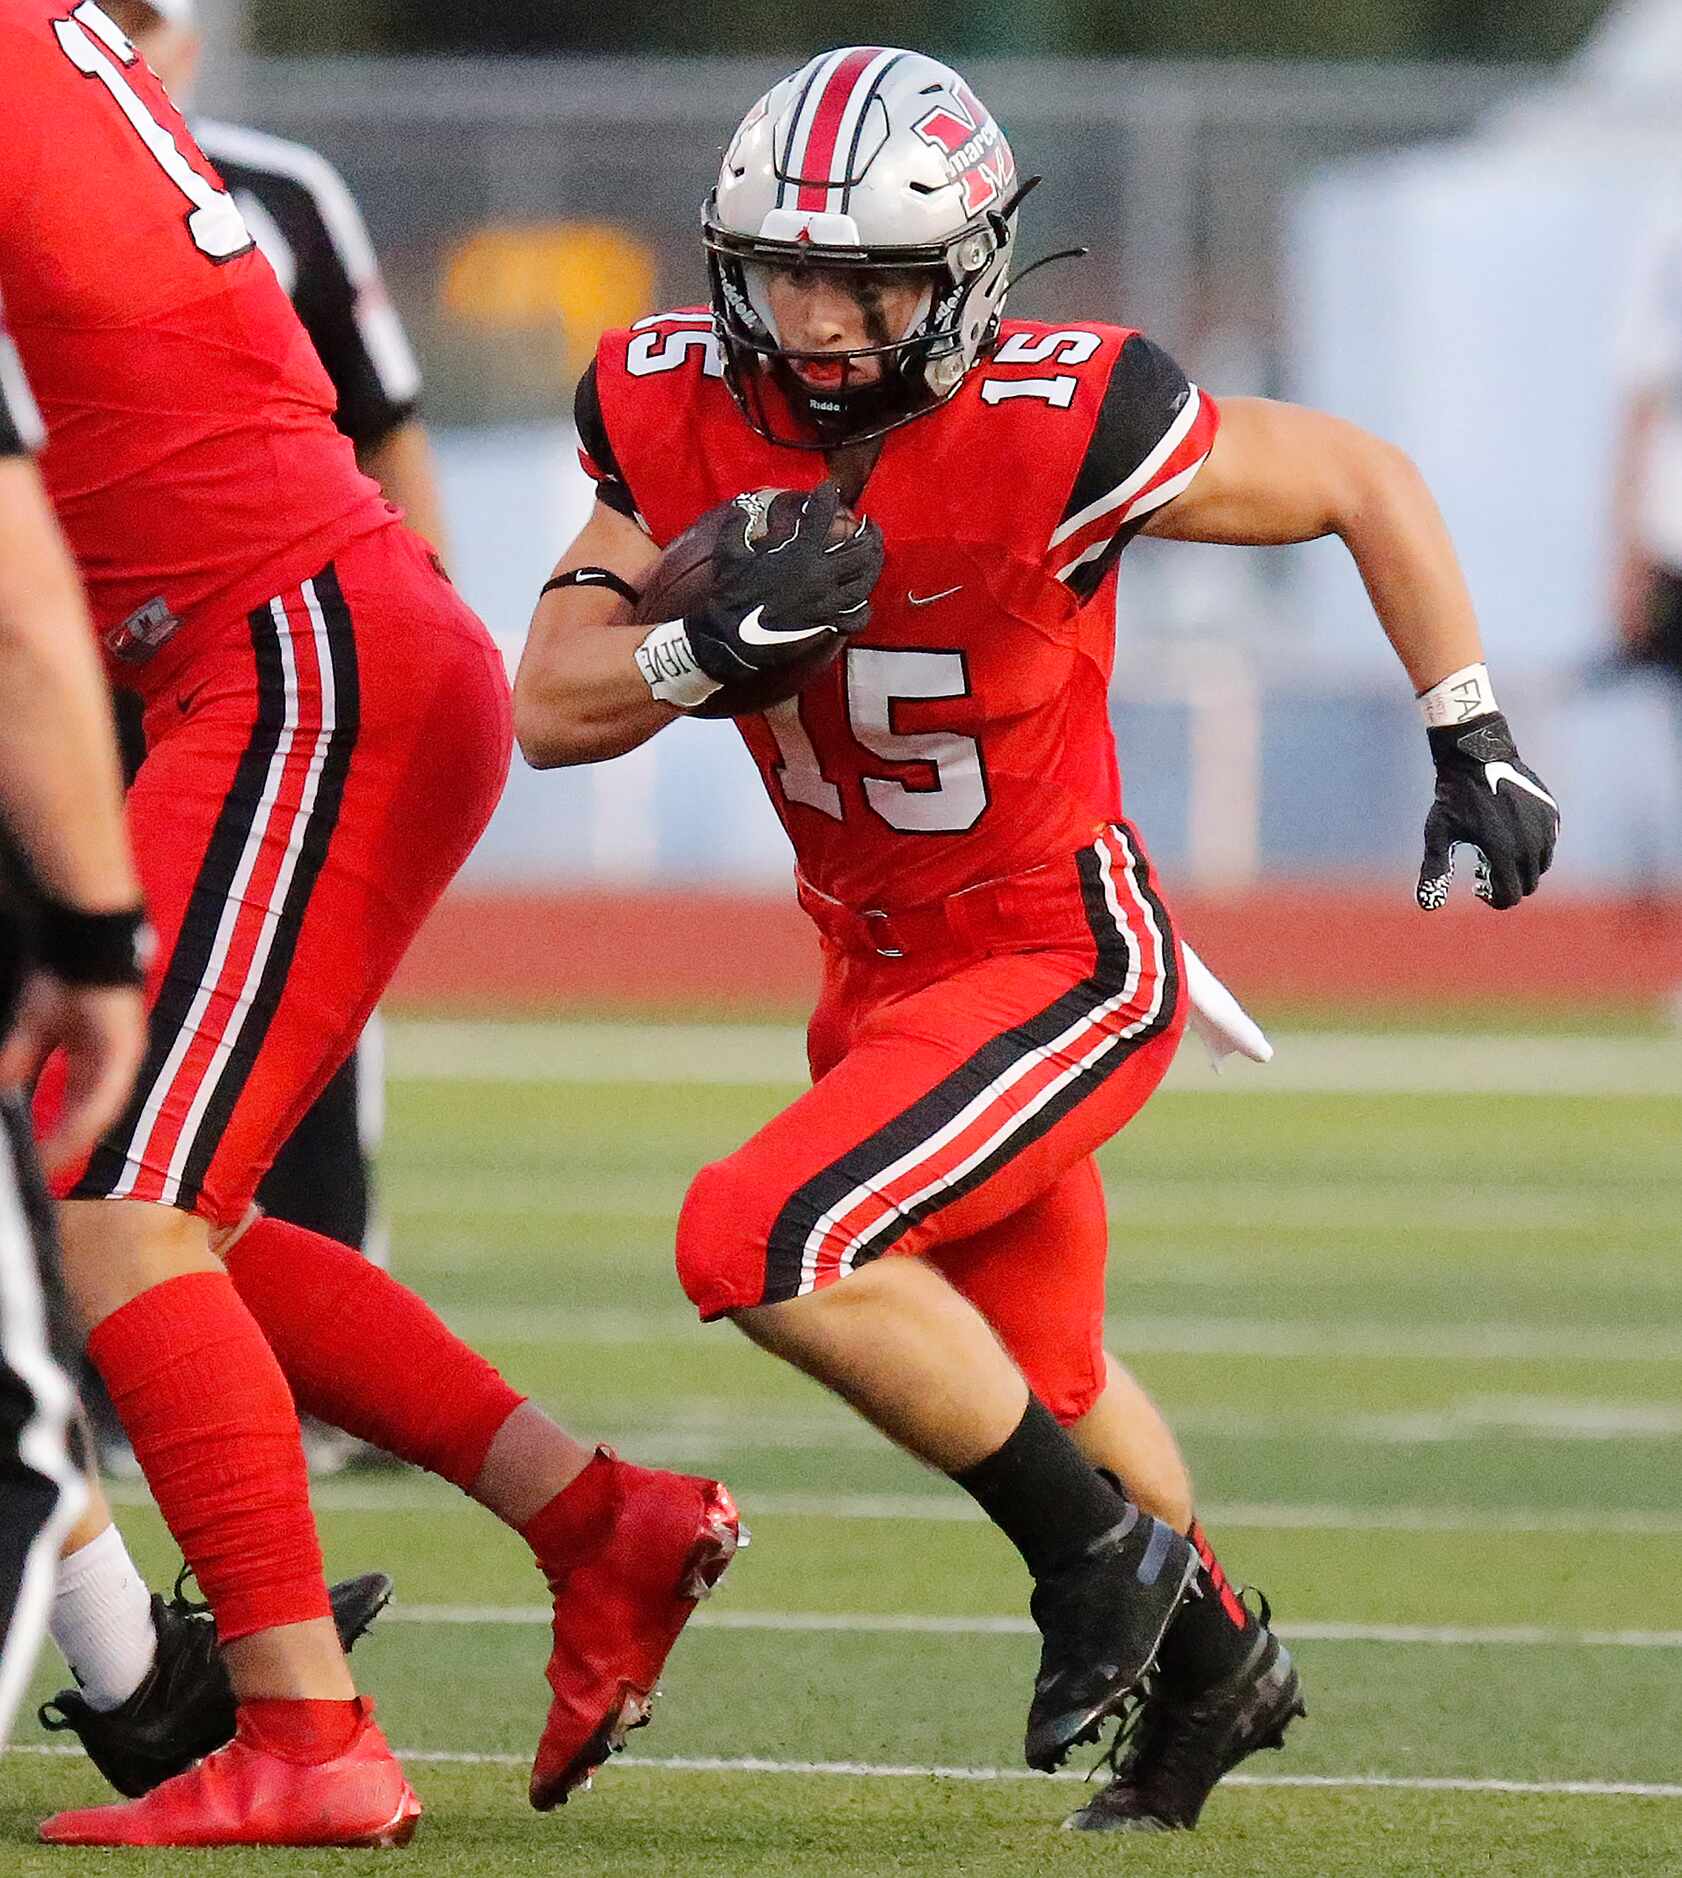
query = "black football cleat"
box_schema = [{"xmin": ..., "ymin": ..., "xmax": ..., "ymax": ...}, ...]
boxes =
[
  {"xmin": 1062, "ymin": 1599, "xmax": 1306, "ymax": 1833},
  {"xmin": 39, "ymin": 1568, "xmax": 395, "ymax": 1797},
  {"xmin": 1023, "ymin": 1510, "xmax": 1199, "ymax": 1774}
]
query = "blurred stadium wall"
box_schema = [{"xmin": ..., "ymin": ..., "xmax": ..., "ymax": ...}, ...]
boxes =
[{"xmin": 198, "ymin": 17, "xmax": 1682, "ymax": 1009}]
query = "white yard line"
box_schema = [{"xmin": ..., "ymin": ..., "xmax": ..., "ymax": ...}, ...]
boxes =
[
  {"xmin": 99, "ymin": 1477, "xmax": 1682, "ymax": 1534},
  {"xmin": 12, "ymin": 1740, "xmax": 1674, "ymax": 1798},
  {"xmin": 427, "ymin": 1305, "xmax": 1682, "ymax": 1366},
  {"xmin": 384, "ymin": 1605, "xmax": 1682, "ymax": 1648},
  {"xmin": 387, "ymin": 1021, "xmax": 1682, "ymax": 1099},
  {"xmin": 616, "ymin": 1759, "xmax": 1682, "ymax": 1799},
  {"xmin": 738, "ymin": 1495, "xmax": 1682, "ymax": 1536},
  {"xmin": 400, "ymin": 1172, "xmax": 1674, "ymax": 1238},
  {"xmin": 535, "ymin": 1403, "xmax": 1682, "ymax": 1455}
]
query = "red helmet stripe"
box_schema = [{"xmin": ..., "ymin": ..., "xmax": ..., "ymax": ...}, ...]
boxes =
[{"xmin": 795, "ymin": 46, "xmax": 886, "ymax": 211}]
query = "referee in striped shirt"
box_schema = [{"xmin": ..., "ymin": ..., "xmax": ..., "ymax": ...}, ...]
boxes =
[
  {"xmin": 0, "ymin": 315, "xmax": 147, "ymax": 1745},
  {"xmin": 100, "ymin": 0, "xmax": 448, "ymax": 1470}
]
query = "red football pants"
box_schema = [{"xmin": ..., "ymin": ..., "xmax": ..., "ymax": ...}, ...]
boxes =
[
  {"xmin": 53, "ymin": 525, "xmax": 511, "ymax": 1225},
  {"xmin": 676, "ymin": 822, "xmax": 1186, "ymax": 1425}
]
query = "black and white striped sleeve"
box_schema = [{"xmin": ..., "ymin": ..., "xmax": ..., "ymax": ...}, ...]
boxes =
[
  {"xmin": 1046, "ymin": 335, "xmax": 1219, "ymax": 601},
  {"xmin": 195, "ymin": 121, "xmax": 423, "ymax": 450},
  {"xmin": 0, "ymin": 319, "xmax": 43, "ymax": 460}
]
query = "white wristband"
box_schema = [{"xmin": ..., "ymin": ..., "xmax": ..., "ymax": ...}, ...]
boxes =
[
  {"xmin": 1417, "ymin": 662, "xmax": 1497, "ymax": 729},
  {"xmin": 635, "ymin": 618, "xmax": 721, "ymax": 711}
]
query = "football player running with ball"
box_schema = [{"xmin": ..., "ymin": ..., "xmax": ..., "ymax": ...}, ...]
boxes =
[{"xmin": 517, "ymin": 48, "xmax": 1559, "ymax": 1834}]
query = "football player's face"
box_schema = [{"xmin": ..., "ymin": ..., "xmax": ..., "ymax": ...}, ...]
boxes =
[{"xmin": 760, "ymin": 266, "xmax": 928, "ymax": 387}]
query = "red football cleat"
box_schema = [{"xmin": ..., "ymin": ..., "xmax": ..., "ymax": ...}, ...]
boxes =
[
  {"xmin": 529, "ymin": 1451, "xmax": 744, "ymax": 1810},
  {"xmin": 39, "ymin": 1697, "xmax": 421, "ymax": 1848}
]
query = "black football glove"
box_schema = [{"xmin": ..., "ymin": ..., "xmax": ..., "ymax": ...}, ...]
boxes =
[
  {"xmin": 684, "ymin": 481, "xmax": 884, "ymax": 683},
  {"xmin": 1416, "ymin": 713, "xmax": 1560, "ymax": 912}
]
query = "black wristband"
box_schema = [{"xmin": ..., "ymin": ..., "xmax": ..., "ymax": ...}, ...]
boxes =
[
  {"xmin": 540, "ymin": 567, "xmax": 642, "ymax": 608},
  {"xmin": 35, "ymin": 900, "xmax": 153, "ymax": 988}
]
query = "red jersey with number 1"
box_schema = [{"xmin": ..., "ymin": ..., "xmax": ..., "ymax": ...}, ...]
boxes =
[
  {"xmin": 580, "ymin": 311, "xmax": 1219, "ymax": 909},
  {"xmin": 0, "ymin": 0, "xmax": 391, "ymax": 673}
]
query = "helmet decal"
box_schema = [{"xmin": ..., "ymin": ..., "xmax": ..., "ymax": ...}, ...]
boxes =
[{"xmin": 911, "ymin": 82, "xmax": 1016, "ymax": 218}]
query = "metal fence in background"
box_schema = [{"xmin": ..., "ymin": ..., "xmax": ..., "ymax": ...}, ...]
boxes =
[
  {"xmin": 206, "ymin": 56, "xmax": 1661, "ymax": 892},
  {"xmin": 221, "ymin": 55, "xmax": 1538, "ymax": 424}
]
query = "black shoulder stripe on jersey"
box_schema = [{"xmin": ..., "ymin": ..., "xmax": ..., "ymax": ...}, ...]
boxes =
[
  {"xmin": 574, "ymin": 361, "xmax": 639, "ymax": 520},
  {"xmin": 1064, "ymin": 517, "xmax": 1149, "ymax": 606},
  {"xmin": 1058, "ymin": 334, "xmax": 1194, "ymax": 532}
]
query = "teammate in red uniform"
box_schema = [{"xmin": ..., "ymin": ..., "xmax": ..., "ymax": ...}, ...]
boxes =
[
  {"xmin": 516, "ymin": 47, "xmax": 1560, "ymax": 1834},
  {"xmin": 2, "ymin": 0, "xmax": 739, "ymax": 1845}
]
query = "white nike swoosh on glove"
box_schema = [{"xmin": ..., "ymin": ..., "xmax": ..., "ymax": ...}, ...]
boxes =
[
  {"xmin": 736, "ymin": 604, "xmax": 834, "ymax": 647},
  {"xmin": 1484, "ymin": 762, "xmax": 1558, "ymax": 813}
]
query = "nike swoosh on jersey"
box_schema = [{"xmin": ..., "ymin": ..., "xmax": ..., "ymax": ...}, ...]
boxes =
[
  {"xmin": 907, "ymin": 585, "xmax": 963, "ymax": 607},
  {"xmin": 1484, "ymin": 762, "xmax": 1558, "ymax": 813},
  {"xmin": 736, "ymin": 605, "xmax": 834, "ymax": 647}
]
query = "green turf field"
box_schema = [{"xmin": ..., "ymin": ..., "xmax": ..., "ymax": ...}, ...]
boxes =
[{"xmin": 7, "ymin": 1023, "xmax": 1681, "ymax": 1874}]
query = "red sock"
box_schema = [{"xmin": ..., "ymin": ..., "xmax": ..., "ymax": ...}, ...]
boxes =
[
  {"xmin": 225, "ymin": 1217, "xmax": 524, "ymax": 1491},
  {"xmin": 1188, "ymin": 1519, "xmax": 1252, "ymax": 1631},
  {"xmin": 1154, "ymin": 1517, "xmax": 1257, "ymax": 1693},
  {"xmin": 241, "ymin": 1697, "xmax": 364, "ymax": 1764},
  {"xmin": 87, "ymin": 1272, "xmax": 330, "ymax": 1644},
  {"xmin": 521, "ymin": 1449, "xmax": 621, "ymax": 1576}
]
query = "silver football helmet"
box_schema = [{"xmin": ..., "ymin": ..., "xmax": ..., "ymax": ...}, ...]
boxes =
[{"xmin": 703, "ymin": 47, "xmax": 1029, "ymax": 448}]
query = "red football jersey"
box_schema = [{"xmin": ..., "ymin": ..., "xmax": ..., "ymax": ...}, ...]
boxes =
[
  {"xmin": 0, "ymin": 1, "xmax": 391, "ymax": 668},
  {"xmin": 582, "ymin": 311, "xmax": 1219, "ymax": 908}
]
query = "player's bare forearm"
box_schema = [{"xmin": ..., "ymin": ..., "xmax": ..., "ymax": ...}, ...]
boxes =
[
  {"xmin": 516, "ymin": 600, "xmax": 674, "ymax": 768},
  {"xmin": 0, "ymin": 459, "xmax": 139, "ymax": 910},
  {"xmin": 1144, "ymin": 396, "xmax": 1484, "ymax": 693},
  {"xmin": 514, "ymin": 499, "xmax": 672, "ymax": 768},
  {"xmin": 358, "ymin": 418, "xmax": 450, "ymax": 566}
]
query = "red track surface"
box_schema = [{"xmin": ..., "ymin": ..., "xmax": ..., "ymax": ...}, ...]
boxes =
[{"xmin": 390, "ymin": 884, "xmax": 1682, "ymax": 1014}]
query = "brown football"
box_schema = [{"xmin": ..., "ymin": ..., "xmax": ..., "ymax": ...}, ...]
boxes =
[{"xmin": 634, "ymin": 488, "xmax": 858, "ymax": 719}]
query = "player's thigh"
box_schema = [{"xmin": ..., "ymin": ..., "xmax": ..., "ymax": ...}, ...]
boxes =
[
  {"xmin": 677, "ymin": 929, "xmax": 1182, "ymax": 1319},
  {"xmin": 60, "ymin": 534, "xmax": 510, "ymax": 1228},
  {"xmin": 929, "ymin": 1158, "xmax": 1109, "ymax": 1426}
]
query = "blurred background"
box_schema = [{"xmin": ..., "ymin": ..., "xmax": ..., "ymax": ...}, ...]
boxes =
[
  {"xmin": 31, "ymin": 15, "xmax": 1676, "ymax": 1846},
  {"xmin": 193, "ymin": 0, "xmax": 1682, "ymax": 1015}
]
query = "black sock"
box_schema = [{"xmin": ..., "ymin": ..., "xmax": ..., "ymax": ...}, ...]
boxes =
[
  {"xmin": 951, "ymin": 1396, "xmax": 1133, "ymax": 1579},
  {"xmin": 1155, "ymin": 1518, "xmax": 1258, "ymax": 1690}
]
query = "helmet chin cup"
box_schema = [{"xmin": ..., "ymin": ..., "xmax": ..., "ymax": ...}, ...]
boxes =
[
  {"xmin": 927, "ymin": 352, "xmax": 966, "ymax": 394},
  {"xmin": 703, "ymin": 47, "xmax": 1026, "ymax": 449}
]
